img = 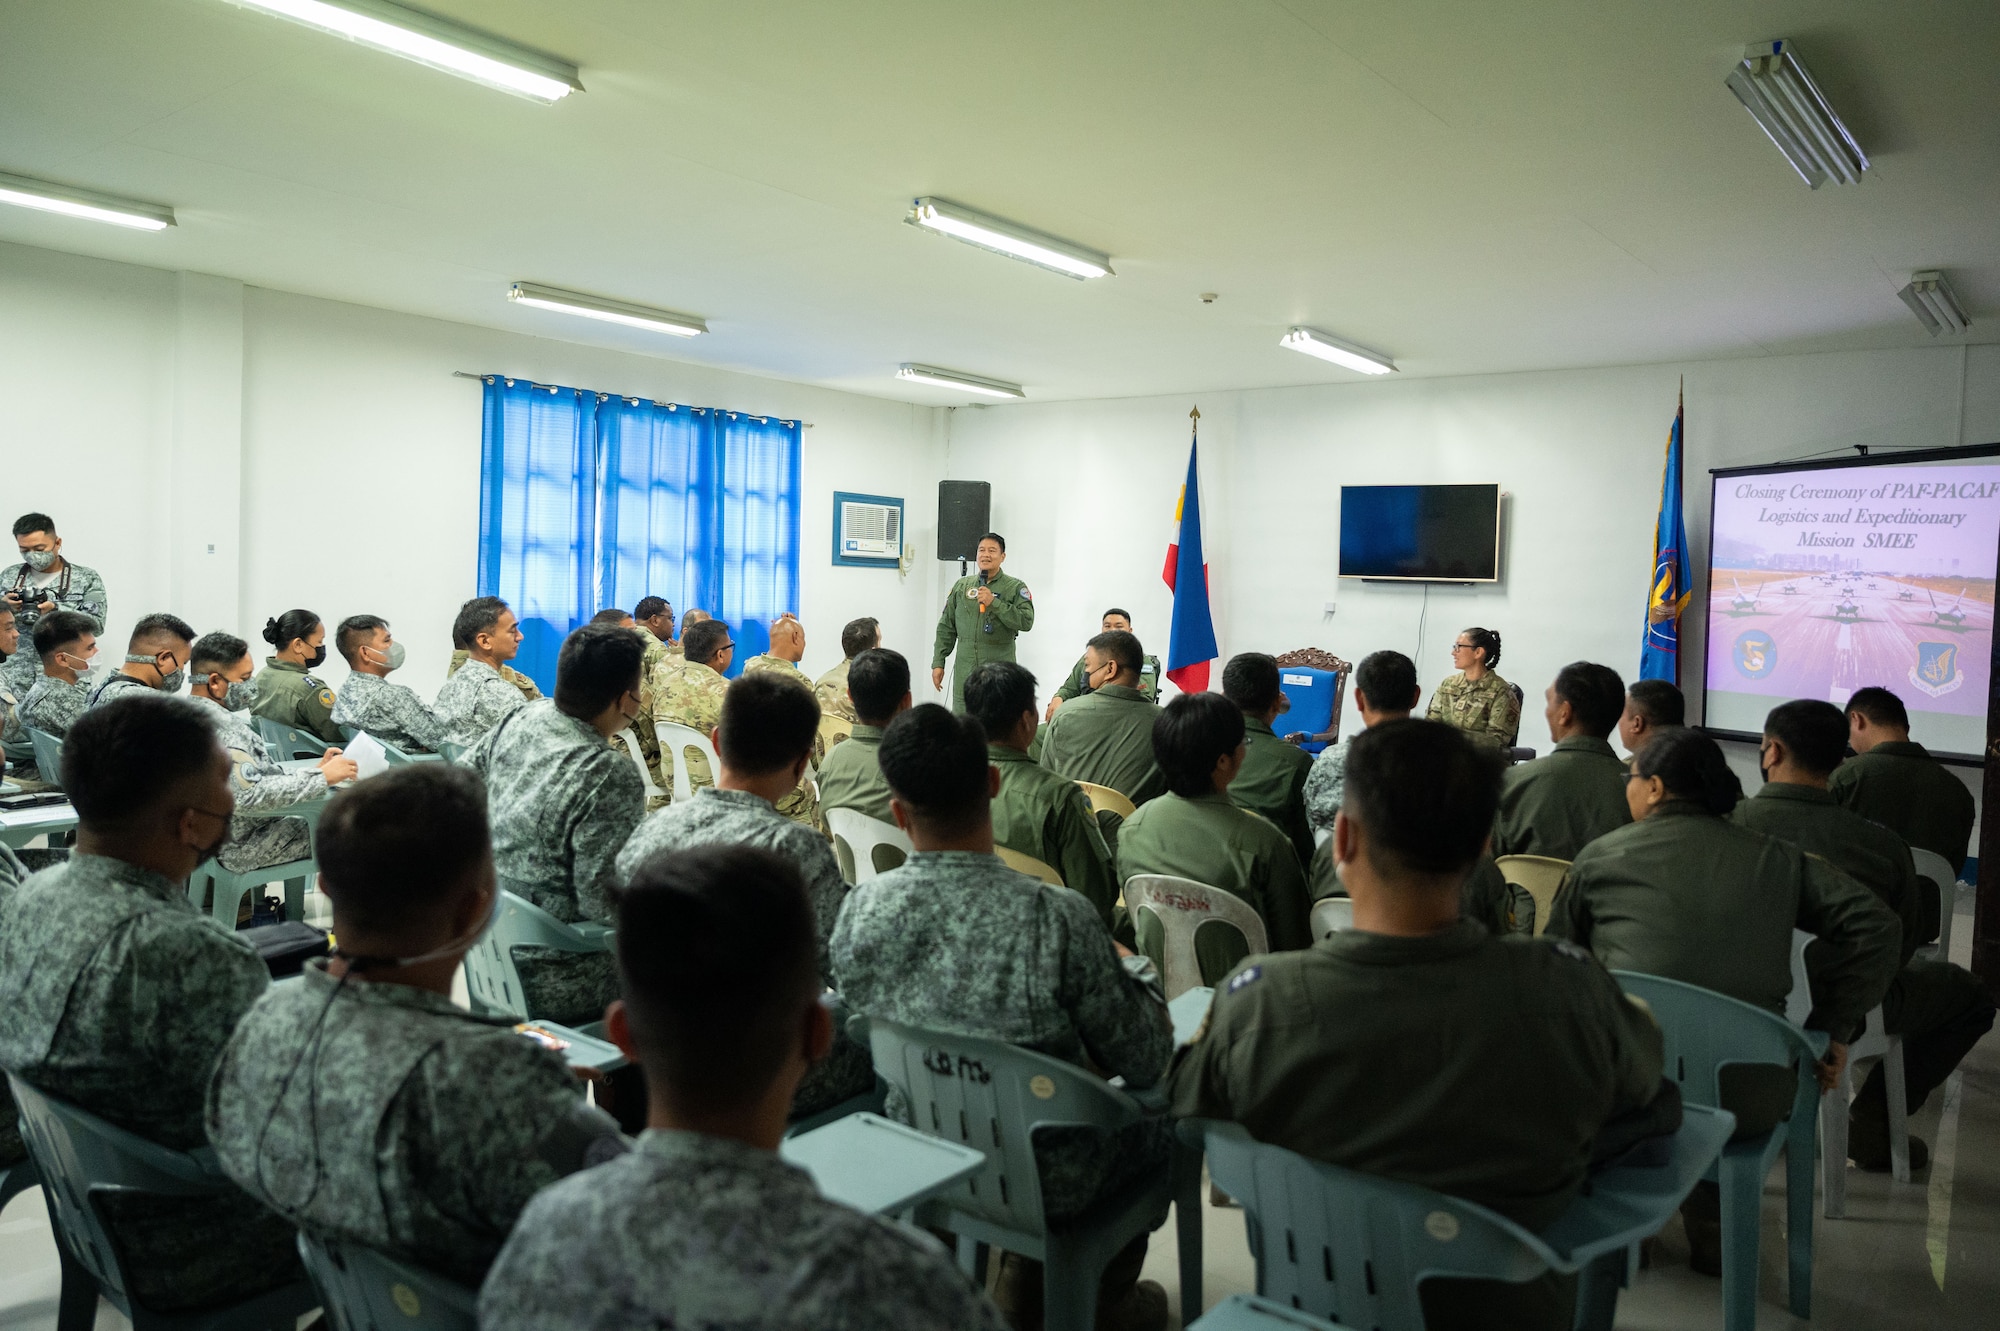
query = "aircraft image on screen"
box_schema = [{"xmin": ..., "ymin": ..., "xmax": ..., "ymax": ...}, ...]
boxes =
[
  {"xmin": 1729, "ymin": 578, "xmax": 1760, "ymax": 613},
  {"xmin": 1928, "ymin": 588, "xmax": 1970, "ymax": 626},
  {"xmin": 1831, "ymin": 591, "xmax": 1861, "ymax": 622}
]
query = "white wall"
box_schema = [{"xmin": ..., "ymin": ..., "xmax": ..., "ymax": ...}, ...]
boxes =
[{"xmin": 0, "ymin": 240, "xmax": 949, "ymax": 697}]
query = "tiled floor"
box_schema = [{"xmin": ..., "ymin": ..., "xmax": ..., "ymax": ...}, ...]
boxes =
[{"xmin": 2, "ymin": 897, "xmax": 1995, "ymax": 1329}]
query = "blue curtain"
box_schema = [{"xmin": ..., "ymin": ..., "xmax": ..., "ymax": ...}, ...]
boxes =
[
  {"xmin": 480, "ymin": 381, "xmax": 802, "ymax": 690},
  {"xmin": 478, "ymin": 378, "xmax": 598, "ymax": 690}
]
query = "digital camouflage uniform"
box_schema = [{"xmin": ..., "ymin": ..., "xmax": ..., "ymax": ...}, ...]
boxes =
[
  {"xmin": 616, "ymin": 787, "xmax": 873, "ymax": 1118},
  {"xmin": 1054, "ymin": 652, "xmax": 1161, "ymax": 703},
  {"xmin": 468, "ymin": 700, "xmax": 646, "ymax": 1026},
  {"xmin": 447, "ymin": 649, "xmax": 544, "ymax": 703},
  {"xmin": 1829, "ymin": 740, "xmax": 1978, "ymax": 874},
  {"xmin": 649, "ymin": 657, "xmax": 728, "ymax": 801},
  {"xmin": 251, "ymin": 657, "xmax": 342, "ymax": 743},
  {"xmin": 207, "ymin": 961, "xmax": 625, "ymax": 1285},
  {"xmin": 1118, "ymin": 790, "xmax": 1315, "ymax": 984},
  {"xmin": 830, "ymin": 850, "xmax": 1174, "ymax": 1219},
  {"xmin": 0, "ymin": 853, "xmax": 301, "ymax": 1312},
  {"xmin": 479, "ymin": 1129, "xmax": 1006, "ymax": 1331},
  {"xmin": 0, "ymin": 558, "xmax": 107, "ymax": 687},
  {"xmin": 815, "ymin": 722, "xmax": 892, "ymax": 823},
  {"xmin": 1425, "ymin": 671, "xmax": 1521, "ymax": 749},
  {"xmin": 87, "ymin": 670, "xmax": 159, "ymax": 708},
  {"xmin": 193, "ymin": 695, "xmax": 329, "ymax": 875},
  {"xmin": 434, "ymin": 657, "xmax": 531, "ymax": 744},
  {"xmin": 1303, "ymin": 734, "xmax": 1351, "ymax": 832},
  {"xmin": 740, "ymin": 654, "xmax": 825, "ymax": 832},
  {"xmin": 1492, "ymin": 735, "xmax": 1631, "ymax": 862},
  {"xmin": 1232, "ymin": 716, "xmax": 1316, "ymax": 867},
  {"xmin": 0, "ymin": 669, "xmax": 33, "ymax": 781},
  {"xmin": 332, "ymin": 671, "xmax": 451, "ymax": 754},
  {"xmin": 1169, "ymin": 926, "xmax": 1666, "ymax": 1331},
  {"xmin": 933, "ymin": 571, "xmax": 1035, "ymax": 713},
  {"xmin": 0, "ymin": 845, "xmax": 27, "ymax": 1166},
  {"xmin": 20, "ymin": 673, "xmax": 90, "ymax": 739},
  {"xmin": 1038, "ymin": 683, "xmax": 1166, "ymax": 808},
  {"xmin": 987, "ymin": 743, "xmax": 1118, "ymax": 929},
  {"xmin": 1732, "ymin": 783, "xmax": 1996, "ymax": 1141}
]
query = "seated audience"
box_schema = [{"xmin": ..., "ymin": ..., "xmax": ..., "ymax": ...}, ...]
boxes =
[
  {"xmin": 436, "ymin": 596, "xmax": 532, "ymax": 741},
  {"xmin": 965, "ymin": 660, "xmax": 1118, "ymax": 927},
  {"xmin": 187, "ymin": 631, "xmax": 355, "ymax": 878},
  {"xmin": 739, "ymin": 616, "xmax": 822, "ymax": 830},
  {"xmin": 1050, "ymin": 608, "xmax": 1162, "ymax": 714},
  {"xmin": 1734, "ymin": 700, "xmax": 1995, "ymax": 1170},
  {"xmin": 650, "ymin": 617, "xmax": 734, "ymax": 801},
  {"xmin": 1305, "ymin": 649, "xmax": 1419, "ymax": 831},
  {"xmin": 1170, "ymin": 719, "xmax": 1667, "ymax": 1331},
  {"xmin": 830, "ymin": 705, "xmax": 1173, "ymax": 1330},
  {"xmin": 1040, "ymin": 629, "xmax": 1167, "ymax": 806},
  {"xmin": 1426, "ymin": 626, "xmax": 1519, "ymax": 749},
  {"xmin": 815, "ymin": 616, "xmax": 880, "ymax": 725},
  {"xmin": 615, "ymin": 672, "xmax": 871, "ymax": 1120},
  {"xmin": 330, "ymin": 614, "xmax": 450, "ymax": 753},
  {"xmin": 1546, "ymin": 726, "xmax": 1899, "ymax": 1272},
  {"xmin": 592, "ymin": 607, "xmax": 669, "ymax": 803},
  {"xmin": 481, "ymin": 845, "xmax": 1005, "ymax": 1331},
  {"xmin": 634, "ymin": 595, "xmax": 676, "ymax": 656},
  {"xmin": 208, "ymin": 763, "xmax": 623, "ymax": 1283},
  {"xmin": 19, "ymin": 609, "xmax": 97, "ymax": 738},
  {"xmin": 1221, "ymin": 651, "xmax": 1315, "ymax": 865},
  {"xmin": 467, "ymin": 624, "xmax": 648, "ymax": 1026},
  {"xmin": 814, "ymin": 647, "xmax": 910, "ymax": 824},
  {"xmin": 88, "ymin": 611, "xmax": 195, "ymax": 706},
  {"xmin": 1833, "ymin": 685, "xmax": 1978, "ymax": 877},
  {"xmin": 0, "ymin": 607, "xmax": 27, "ymax": 780},
  {"xmin": 1491, "ymin": 661, "xmax": 1631, "ymax": 862},
  {"xmin": 1118, "ymin": 691, "xmax": 1313, "ymax": 980},
  {"xmin": 1617, "ymin": 677, "xmax": 1683, "ymax": 756},
  {"xmin": 0, "ymin": 695, "xmax": 300, "ymax": 1311},
  {"xmin": 253, "ymin": 608, "xmax": 343, "ymax": 743}
]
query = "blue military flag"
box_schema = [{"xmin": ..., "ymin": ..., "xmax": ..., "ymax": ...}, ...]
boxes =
[{"xmin": 1640, "ymin": 391, "xmax": 1691, "ymax": 682}]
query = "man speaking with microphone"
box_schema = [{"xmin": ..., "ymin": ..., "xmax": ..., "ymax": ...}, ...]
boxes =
[{"xmin": 931, "ymin": 531, "xmax": 1034, "ymax": 713}]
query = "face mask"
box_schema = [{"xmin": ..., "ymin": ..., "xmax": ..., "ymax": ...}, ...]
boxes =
[
  {"xmin": 366, "ymin": 642, "xmax": 406, "ymax": 672},
  {"xmin": 186, "ymin": 806, "xmax": 233, "ymax": 863},
  {"xmin": 132, "ymin": 653, "xmax": 185, "ymax": 693},
  {"xmin": 619, "ymin": 689, "xmax": 641, "ymax": 722},
  {"xmin": 58, "ymin": 650, "xmax": 97, "ymax": 674},
  {"xmin": 22, "ymin": 550, "xmax": 56, "ymax": 572},
  {"xmin": 223, "ymin": 678, "xmax": 259, "ymax": 712},
  {"xmin": 304, "ymin": 643, "xmax": 327, "ymax": 669}
]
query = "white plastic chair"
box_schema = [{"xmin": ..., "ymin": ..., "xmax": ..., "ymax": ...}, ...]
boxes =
[
  {"xmin": 1493, "ymin": 854, "xmax": 1570, "ymax": 938},
  {"xmin": 825, "ymin": 806, "xmax": 913, "ymax": 884},
  {"xmin": 1124, "ymin": 874, "xmax": 1270, "ymax": 1001},
  {"xmin": 1786, "ymin": 927, "xmax": 1908, "ymax": 1212},
  {"xmin": 1074, "ymin": 781, "xmax": 1137, "ymax": 820},
  {"xmin": 1909, "ymin": 847, "xmax": 1957, "ymax": 961},
  {"xmin": 654, "ymin": 720, "xmax": 719, "ymax": 802},
  {"xmin": 612, "ymin": 727, "xmax": 663, "ymax": 804},
  {"xmin": 1309, "ymin": 896, "xmax": 1352, "ymax": 939},
  {"xmin": 996, "ymin": 846, "xmax": 1064, "ymax": 885}
]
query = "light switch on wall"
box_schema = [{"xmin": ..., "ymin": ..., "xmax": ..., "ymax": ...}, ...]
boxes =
[{"xmin": 1322, "ymin": 600, "xmax": 1337, "ymax": 615}]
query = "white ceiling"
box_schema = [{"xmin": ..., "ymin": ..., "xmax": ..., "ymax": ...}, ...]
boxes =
[{"xmin": 2, "ymin": 0, "xmax": 1995, "ymax": 404}]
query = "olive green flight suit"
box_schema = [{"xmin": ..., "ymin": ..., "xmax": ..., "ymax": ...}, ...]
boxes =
[
  {"xmin": 987, "ymin": 743, "xmax": 1118, "ymax": 929},
  {"xmin": 1829, "ymin": 740, "xmax": 1976, "ymax": 874},
  {"xmin": 251, "ymin": 657, "xmax": 342, "ymax": 743},
  {"xmin": 1054, "ymin": 652, "xmax": 1161, "ymax": 703},
  {"xmin": 932, "ymin": 570, "xmax": 1034, "ymax": 712},
  {"xmin": 1039, "ymin": 683, "xmax": 1165, "ymax": 809},
  {"xmin": 1230, "ymin": 716, "xmax": 1315, "ymax": 867},
  {"xmin": 816, "ymin": 722, "xmax": 892, "ymax": 824},
  {"xmin": 1308, "ymin": 842, "xmax": 1520, "ymax": 938},
  {"xmin": 1492, "ymin": 735, "xmax": 1631, "ymax": 862}
]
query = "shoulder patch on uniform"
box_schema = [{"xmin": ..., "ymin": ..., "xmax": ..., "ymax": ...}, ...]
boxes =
[
  {"xmin": 1546, "ymin": 939, "xmax": 1594, "ymax": 965},
  {"xmin": 1019, "ymin": 585, "xmax": 1032, "ymax": 599},
  {"xmin": 316, "ymin": 688, "xmax": 335, "ymax": 707},
  {"xmin": 1226, "ymin": 964, "xmax": 1263, "ymax": 994}
]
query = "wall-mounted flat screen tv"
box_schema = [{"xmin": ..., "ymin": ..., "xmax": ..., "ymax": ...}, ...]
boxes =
[{"xmin": 1338, "ymin": 484, "xmax": 1502, "ymax": 582}]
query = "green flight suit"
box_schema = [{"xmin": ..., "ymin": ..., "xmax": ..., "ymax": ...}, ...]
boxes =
[
  {"xmin": 1230, "ymin": 717, "xmax": 1315, "ymax": 867},
  {"xmin": 987, "ymin": 743, "xmax": 1118, "ymax": 929},
  {"xmin": 1169, "ymin": 923, "xmax": 1665, "ymax": 1331},
  {"xmin": 1732, "ymin": 783, "xmax": 1997, "ymax": 1135},
  {"xmin": 1039, "ymin": 683, "xmax": 1165, "ymax": 807},
  {"xmin": 1054, "ymin": 653, "xmax": 1161, "ymax": 703},
  {"xmin": 932, "ymin": 570, "xmax": 1035, "ymax": 712},
  {"xmin": 1492, "ymin": 735, "xmax": 1632, "ymax": 862},
  {"xmin": 816, "ymin": 722, "xmax": 892, "ymax": 824},
  {"xmin": 1118, "ymin": 789, "xmax": 1313, "ymax": 983},
  {"xmin": 251, "ymin": 657, "xmax": 342, "ymax": 743},
  {"xmin": 1548, "ymin": 802, "xmax": 1900, "ymax": 1042},
  {"xmin": 1308, "ymin": 841, "xmax": 1520, "ymax": 938},
  {"xmin": 1829, "ymin": 740, "xmax": 1976, "ymax": 874}
]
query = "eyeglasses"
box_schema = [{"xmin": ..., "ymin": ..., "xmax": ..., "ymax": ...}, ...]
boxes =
[{"xmin": 1450, "ymin": 643, "xmax": 1475, "ymax": 652}]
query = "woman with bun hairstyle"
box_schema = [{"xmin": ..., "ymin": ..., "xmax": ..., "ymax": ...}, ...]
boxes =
[
  {"xmin": 1544, "ymin": 725, "xmax": 1900, "ymax": 1274},
  {"xmin": 1425, "ymin": 626, "xmax": 1519, "ymax": 748},
  {"xmin": 252, "ymin": 607, "xmax": 343, "ymax": 742}
]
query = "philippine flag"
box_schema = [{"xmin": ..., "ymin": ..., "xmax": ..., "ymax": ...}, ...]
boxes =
[{"xmin": 1162, "ymin": 426, "xmax": 1219, "ymax": 692}]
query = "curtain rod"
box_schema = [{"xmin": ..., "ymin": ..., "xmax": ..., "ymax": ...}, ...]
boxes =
[{"xmin": 453, "ymin": 370, "xmax": 813, "ymax": 428}]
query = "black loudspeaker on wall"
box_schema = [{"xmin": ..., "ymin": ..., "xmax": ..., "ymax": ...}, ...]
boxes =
[{"xmin": 937, "ymin": 480, "xmax": 992, "ymax": 562}]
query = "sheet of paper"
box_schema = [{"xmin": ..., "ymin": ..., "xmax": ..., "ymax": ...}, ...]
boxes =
[{"xmin": 344, "ymin": 731, "xmax": 389, "ymax": 781}]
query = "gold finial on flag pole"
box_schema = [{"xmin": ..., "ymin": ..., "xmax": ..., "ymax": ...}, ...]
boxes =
[{"xmin": 1190, "ymin": 405, "xmax": 1201, "ymax": 422}]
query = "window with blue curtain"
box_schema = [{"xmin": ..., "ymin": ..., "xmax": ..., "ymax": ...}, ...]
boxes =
[{"xmin": 480, "ymin": 378, "xmax": 802, "ymax": 689}]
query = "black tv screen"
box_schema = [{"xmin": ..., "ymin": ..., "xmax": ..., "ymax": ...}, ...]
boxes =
[{"xmin": 1338, "ymin": 484, "xmax": 1501, "ymax": 582}]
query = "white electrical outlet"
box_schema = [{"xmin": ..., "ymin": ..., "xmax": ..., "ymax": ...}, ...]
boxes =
[{"xmin": 1323, "ymin": 600, "xmax": 1337, "ymax": 615}]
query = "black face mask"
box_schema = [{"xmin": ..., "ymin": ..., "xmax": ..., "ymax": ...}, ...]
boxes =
[
  {"xmin": 304, "ymin": 643, "xmax": 327, "ymax": 669},
  {"xmin": 188, "ymin": 805, "xmax": 233, "ymax": 863}
]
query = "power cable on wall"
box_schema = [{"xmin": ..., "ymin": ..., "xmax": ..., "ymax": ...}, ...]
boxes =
[{"xmin": 1415, "ymin": 584, "xmax": 1429, "ymax": 670}]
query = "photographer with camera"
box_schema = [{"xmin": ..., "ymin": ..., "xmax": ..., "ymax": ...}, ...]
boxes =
[{"xmin": 3, "ymin": 513, "xmax": 107, "ymax": 692}]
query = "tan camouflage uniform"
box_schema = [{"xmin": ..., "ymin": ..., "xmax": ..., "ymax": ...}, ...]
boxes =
[
  {"xmin": 649, "ymin": 657, "xmax": 728, "ymax": 802},
  {"xmin": 741, "ymin": 654, "xmax": 824, "ymax": 832},
  {"xmin": 1425, "ymin": 671, "xmax": 1521, "ymax": 749}
]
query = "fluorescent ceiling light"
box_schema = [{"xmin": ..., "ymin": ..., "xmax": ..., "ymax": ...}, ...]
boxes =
[
  {"xmin": 1280, "ymin": 327, "xmax": 1397, "ymax": 376},
  {"xmin": 1725, "ymin": 40, "xmax": 1867, "ymax": 188},
  {"xmin": 896, "ymin": 364, "xmax": 1026, "ymax": 399},
  {"xmin": 216, "ymin": 0, "xmax": 581, "ymax": 102},
  {"xmin": 508, "ymin": 283, "xmax": 706, "ymax": 337},
  {"xmin": 1899, "ymin": 271, "xmax": 1971, "ymax": 336},
  {"xmin": 907, "ymin": 197, "xmax": 1112, "ymax": 280},
  {"xmin": 0, "ymin": 170, "xmax": 175, "ymax": 231}
]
